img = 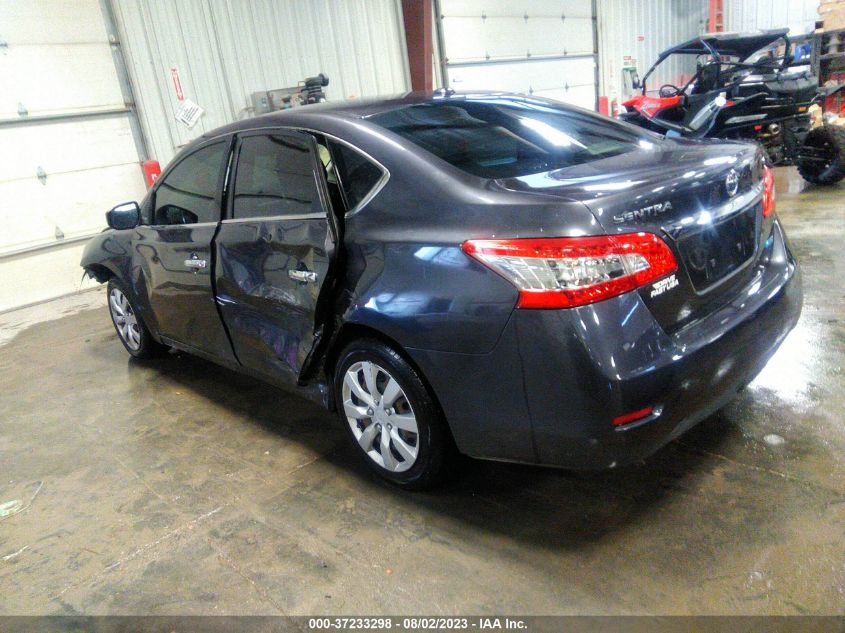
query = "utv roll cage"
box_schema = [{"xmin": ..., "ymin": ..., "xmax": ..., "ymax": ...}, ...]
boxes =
[{"xmin": 638, "ymin": 28, "xmax": 792, "ymax": 96}]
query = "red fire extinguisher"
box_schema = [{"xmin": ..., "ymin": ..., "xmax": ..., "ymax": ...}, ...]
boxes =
[{"xmin": 142, "ymin": 160, "xmax": 162, "ymax": 189}]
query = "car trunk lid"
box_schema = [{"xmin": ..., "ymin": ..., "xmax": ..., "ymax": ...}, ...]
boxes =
[{"xmin": 496, "ymin": 138, "xmax": 767, "ymax": 331}]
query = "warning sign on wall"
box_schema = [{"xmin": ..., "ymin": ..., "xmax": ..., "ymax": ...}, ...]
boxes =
[
  {"xmin": 174, "ymin": 99, "xmax": 204, "ymax": 128},
  {"xmin": 170, "ymin": 67, "xmax": 184, "ymax": 102}
]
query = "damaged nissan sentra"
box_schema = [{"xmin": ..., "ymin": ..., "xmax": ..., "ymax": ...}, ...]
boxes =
[{"xmin": 81, "ymin": 92, "xmax": 802, "ymax": 489}]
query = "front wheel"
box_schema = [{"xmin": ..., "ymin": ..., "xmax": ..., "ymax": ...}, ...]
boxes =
[
  {"xmin": 797, "ymin": 125, "xmax": 845, "ymax": 185},
  {"xmin": 107, "ymin": 279, "xmax": 165, "ymax": 359},
  {"xmin": 333, "ymin": 339, "xmax": 457, "ymax": 490}
]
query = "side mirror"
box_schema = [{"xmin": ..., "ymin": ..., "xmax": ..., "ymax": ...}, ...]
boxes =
[{"xmin": 106, "ymin": 201, "xmax": 141, "ymax": 230}]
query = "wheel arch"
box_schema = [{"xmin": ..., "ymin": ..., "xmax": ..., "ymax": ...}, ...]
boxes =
[
  {"xmin": 322, "ymin": 322, "xmax": 455, "ymax": 444},
  {"xmin": 82, "ymin": 263, "xmax": 115, "ymax": 283}
]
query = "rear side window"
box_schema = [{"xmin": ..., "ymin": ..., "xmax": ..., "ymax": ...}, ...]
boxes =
[
  {"xmin": 153, "ymin": 141, "xmax": 227, "ymax": 225},
  {"xmin": 328, "ymin": 140, "xmax": 383, "ymax": 211},
  {"xmin": 233, "ymin": 133, "xmax": 322, "ymax": 219},
  {"xmin": 367, "ymin": 100, "xmax": 648, "ymax": 179}
]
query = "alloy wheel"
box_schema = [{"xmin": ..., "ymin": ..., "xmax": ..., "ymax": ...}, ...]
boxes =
[
  {"xmin": 109, "ymin": 287, "xmax": 141, "ymax": 351},
  {"xmin": 341, "ymin": 360, "xmax": 419, "ymax": 473}
]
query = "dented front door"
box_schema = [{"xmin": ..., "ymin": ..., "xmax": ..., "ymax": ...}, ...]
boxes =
[{"xmin": 213, "ymin": 129, "xmax": 335, "ymax": 386}]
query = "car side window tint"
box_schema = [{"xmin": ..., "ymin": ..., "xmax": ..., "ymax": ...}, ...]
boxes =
[
  {"xmin": 233, "ymin": 133, "xmax": 322, "ymax": 219},
  {"xmin": 327, "ymin": 140, "xmax": 383, "ymax": 211},
  {"xmin": 153, "ymin": 141, "xmax": 227, "ymax": 225}
]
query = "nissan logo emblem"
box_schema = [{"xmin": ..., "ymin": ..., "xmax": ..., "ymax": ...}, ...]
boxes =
[{"xmin": 725, "ymin": 169, "xmax": 739, "ymax": 197}]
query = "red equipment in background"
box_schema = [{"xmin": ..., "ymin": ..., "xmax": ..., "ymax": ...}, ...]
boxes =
[
  {"xmin": 621, "ymin": 94, "xmax": 682, "ymax": 118},
  {"xmin": 708, "ymin": 0, "xmax": 724, "ymax": 33},
  {"xmin": 142, "ymin": 160, "xmax": 161, "ymax": 188}
]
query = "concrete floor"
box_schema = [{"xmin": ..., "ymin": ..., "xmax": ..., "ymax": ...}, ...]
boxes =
[{"xmin": 0, "ymin": 167, "xmax": 843, "ymax": 615}]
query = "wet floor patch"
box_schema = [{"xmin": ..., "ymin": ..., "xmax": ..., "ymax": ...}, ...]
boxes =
[{"xmin": 0, "ymin": 288, "xmax": 106, "ymax": 348}]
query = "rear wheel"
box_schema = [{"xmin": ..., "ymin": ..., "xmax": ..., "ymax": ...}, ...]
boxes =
[
  {"xmin": 333, "ymin": 339, "xmax": 457, "ymax": 489},
  {"xmin": 107, "ymin": 279, "xmax": 165, "ymax": 359},
  {"xmin": 797, "ymin": 125, "xmax": 845, "ymax": 185}
]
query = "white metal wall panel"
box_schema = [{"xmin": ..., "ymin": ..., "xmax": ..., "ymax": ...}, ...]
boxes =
[
  {"xmin": 438, "ymin": 0, "xmax": 597, "ymax": 109},
  {"xmin": 0, "ymin": 45, "xmax": 124, "ymax": 119},
  {"xmin": 723, "ymin": 0, "xmax": 819, "ymax": 35},
  {"xmin": 448, "ymin": 56, "xmax": 596, "ymax": 108},
  {"xmin": 0, "ymin": 0, "xmax": 106, "ymax": 42},
  {"xmin": 0, "ymin": 0, "xmax": 124, "ymax": 118},
  {"xmin": 0, "ymin": 0, "xmax": 146, "ymax": 312},
  {"xmin": 597, "ymin": 0, "xmax": 708, "ymax": 103},
  {"xmin": 114, "ymin": 0, "xmax": 411, "ymax": 166},
  {"xmin": 0, "ymin": 115, "xmax": 141, "ymax": 246},
  {"xmin": 0, "ymin": 116, "xmax": 139, "ymax": 183},
  {"xmin": 440, "ymin": 3, "xmax": 593, "ymax": 62},
  {"xmin": 1, "ymin": 242, "xmax": 96, "ymax": 314},
  {"xmin": 0, "ymin": 161, "xmax": 142, "ymax": 251}
]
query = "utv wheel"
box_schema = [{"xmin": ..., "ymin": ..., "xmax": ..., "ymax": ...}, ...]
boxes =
[
  {"xmin": 797, "ymin": 125, "xmax": 845, "ymax": 185},
  {"xmin": 334, "ymin": 339, "xmax": 457, "ymax": 490},
  {"xmin": 107, "ymin": 279, "xmax": 165, "ymax": 359}
]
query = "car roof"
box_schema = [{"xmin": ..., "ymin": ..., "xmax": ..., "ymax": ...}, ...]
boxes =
[
  {"xmin": 201, "ymin": 90, "xmax": 543, "ymax": 139},
  {"xmin": 658, "ymin": 28, "xmax": 789, "ymax": 61}
]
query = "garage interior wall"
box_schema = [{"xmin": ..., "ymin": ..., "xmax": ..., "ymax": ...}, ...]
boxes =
[
  {"xmin": 723, "ymin": 0, "xmax": 820, "ymax": 35},
  {"xmin": 113, "ymin": 0, "xmax": 411, "ymax": 167},
  {"xmin": 597, "ymin": 0, "xmax": 709, "ymax": 106},
  {"xmin": 436, "ymin": 0, "xmax": 598, "ymax": 110},
  {"xmin": 0, "ymin": 0, "xmax": 823, "ymax": 315},
  {"xmin": 0, "ymin": 0, "xmax": 148, "ymax": 313},
  {"xmin": 0, "ymin": 0, "xmax": 409, "ymax": 313}
]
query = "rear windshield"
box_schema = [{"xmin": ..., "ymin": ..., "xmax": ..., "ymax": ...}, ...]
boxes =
[{"xmin": 367, "ymin": 99, "xmax": 648, "ymax": 179}]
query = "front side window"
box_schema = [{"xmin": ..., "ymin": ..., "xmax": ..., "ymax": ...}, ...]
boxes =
[
  {"xmin": 367, "ymin": 99, "xmax": 650, "ymax": 179},
  {"xmin": 328, "ymin": 140, "xmax": 383, "ymax": 211},
  {"xmin": 232, "ymin": 133, "xmax": 321, "ymax": 220},
  {"xmin": 153, "ymin": 141, "xmax": 227, "ymax": 225}
]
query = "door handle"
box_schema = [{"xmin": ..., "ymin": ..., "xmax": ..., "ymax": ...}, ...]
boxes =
[
  {"xmin": 184, "ymin": 258, "xmax": 207, "ymax": 269},
  {"xmin": 288, "ymin": 269, "xmax": 318, "ymax": 283}
]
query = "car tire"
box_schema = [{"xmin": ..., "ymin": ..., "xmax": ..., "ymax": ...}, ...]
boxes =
[
  {"xmin": 107, "ymin": 278, "xmax": 166, "ymax": 359},
  {"xmin": 333, "ymin": 338, "xmax": 457, "ymax": 490},
  {"xmin": 797, "ymin": 125, "xmax": 845, "ymax": 185}
]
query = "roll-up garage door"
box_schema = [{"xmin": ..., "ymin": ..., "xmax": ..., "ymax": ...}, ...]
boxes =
[
  {"xmin": 436, "ymin": 0, "xmax": 598, "ymax": 110},
  {"xmin": 0, "ymin": 0, "xmax": 146, "ymax": 312}
]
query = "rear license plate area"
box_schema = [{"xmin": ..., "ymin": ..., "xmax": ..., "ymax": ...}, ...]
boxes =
[{"xmin": 677, "ymin": 203, "xmax": 759, "ymax": 291}]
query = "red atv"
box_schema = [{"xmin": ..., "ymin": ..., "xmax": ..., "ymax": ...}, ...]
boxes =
[{"xmin": 619, "ymin": 28, "xmax": 845, "ymax": 185}]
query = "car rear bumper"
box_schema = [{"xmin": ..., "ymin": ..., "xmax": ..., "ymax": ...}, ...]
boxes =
[{"xmin": 408, "ymin": 220, "xmax": 802, "ymax": 469}]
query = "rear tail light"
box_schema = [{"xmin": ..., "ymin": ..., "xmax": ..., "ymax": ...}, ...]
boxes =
[
  {"xmin": 762, "ymin": 165, "xmax": 775, "ymax": 218},
  {"xmin": 462, "ymin": 232, "xmax": 678, "ymax": 309}
]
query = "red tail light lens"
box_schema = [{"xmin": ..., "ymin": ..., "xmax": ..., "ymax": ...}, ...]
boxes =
[
  {"xmin": 462, "ymin": 232, "xmax": 678, "ymax": 309},
  {"xmin": 613, "ymin": 406, "xmax": 654, "ymax": 427},
  {"xmin": 762, "ymin": 165, "xmax": 775, "ymax": 218}
]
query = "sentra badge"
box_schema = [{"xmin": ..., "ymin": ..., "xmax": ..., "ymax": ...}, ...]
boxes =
[{"xmin": 612, "ymin": 201, "xmax": 673, "ymax": 224}]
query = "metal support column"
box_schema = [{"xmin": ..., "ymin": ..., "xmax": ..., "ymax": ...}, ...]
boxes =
[
  {"xmin": 402, "ymin": 0, "xmax": 434, "ymax": 91},
  {"xmin": 708, "ymin": 0, "xmax": 725, "ymax": 33},
  {"xmin": 98, "ymin": 0, "xmax": 150, "ymax": 162}
]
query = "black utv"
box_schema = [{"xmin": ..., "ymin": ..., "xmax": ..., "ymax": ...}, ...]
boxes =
[{"xmin": 619, "ymin": 28, "xmax": 845, "ymax": 185}]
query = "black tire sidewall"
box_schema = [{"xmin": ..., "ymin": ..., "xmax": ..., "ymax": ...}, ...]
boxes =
[
  {"xmin": 333, "ymin": 339, "xmax": 450, "ymax": 489},
  {"xmin": 106, "ymin": 278, "xmax": 160, "ymax": 359},
  {"xmin": 798, "ymin": 126, "xmax": 845, "ymax": 185}
]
